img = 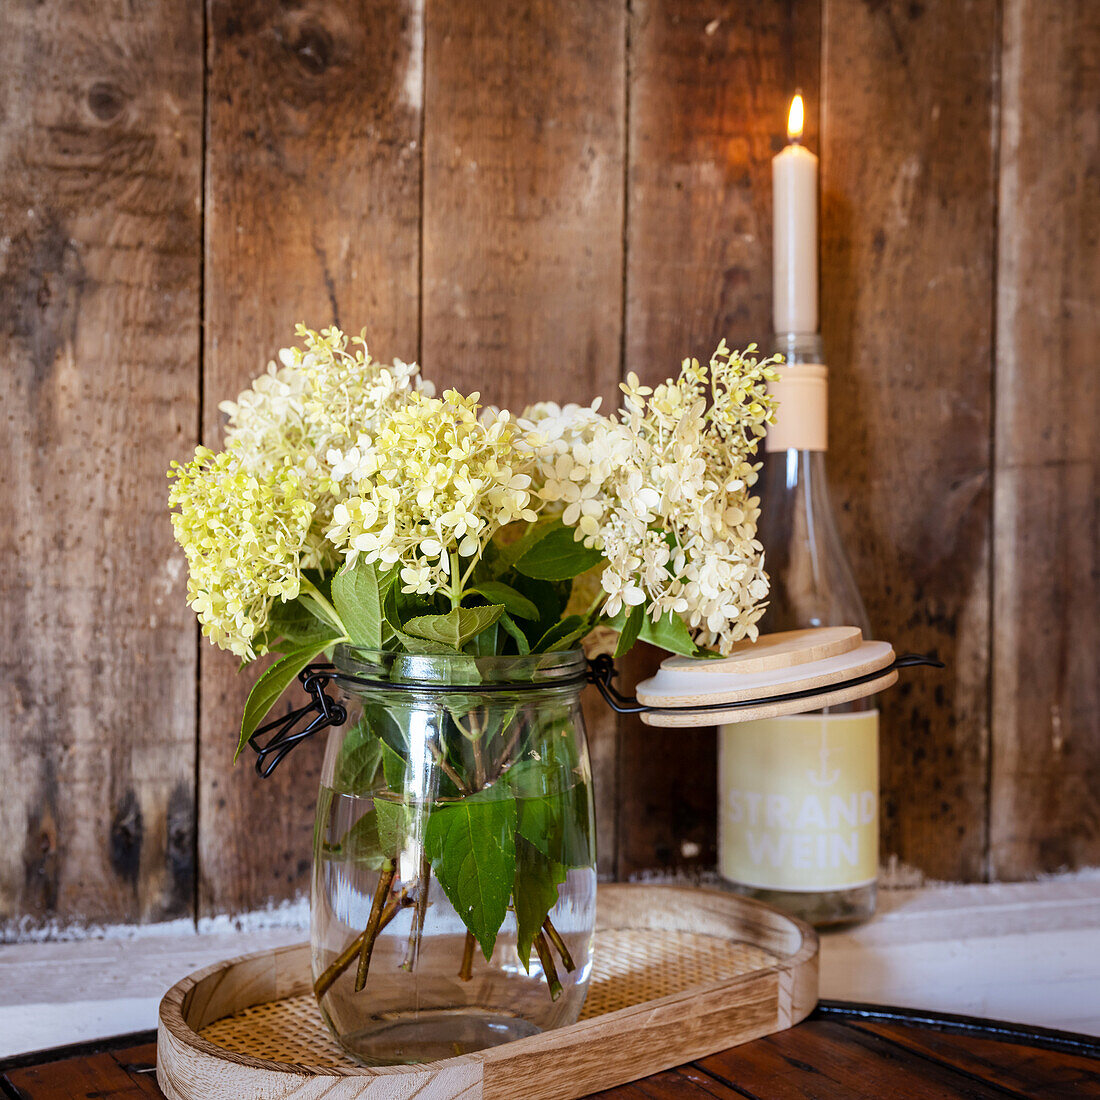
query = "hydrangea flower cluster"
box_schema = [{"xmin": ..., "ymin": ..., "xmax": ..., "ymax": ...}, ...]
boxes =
[
  {"xmin": 524, "ymin": 341, "xmax": 779, "ymax": 654},
  {"xmin": 169, "ymin": 322, "xmax": 779, "ymax": 664},
  {"xmin": 326, "ymin": 389, "xmax": 539, "ymax": 596},
  {"xmin": 167, "ymin": 448, "xmax": 314, "ymax": 657},
  {"xmin": 220, "ymin": 325, "xmax": 431, "ymax": 568},
  {"xmin": 169, "ymin": 326, "xmax": 430, "ymax": 656}
]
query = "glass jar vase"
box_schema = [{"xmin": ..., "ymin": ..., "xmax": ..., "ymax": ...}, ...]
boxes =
[{"xmin": 311, "ymin": 645, "xmax": 597, "ymax": 1065}]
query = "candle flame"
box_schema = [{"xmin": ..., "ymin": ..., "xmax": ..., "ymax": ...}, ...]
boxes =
[{"xmin": 787, "ymin": 93, "xmax": 805, "ymax": 141}]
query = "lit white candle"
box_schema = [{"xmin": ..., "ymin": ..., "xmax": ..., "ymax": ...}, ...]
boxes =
[{"xmin": 772, "ymin": 93, "xmax": 818, "ymax": 334}]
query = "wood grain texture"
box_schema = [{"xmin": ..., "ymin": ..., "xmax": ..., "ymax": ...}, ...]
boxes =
[
  {"xmin": 0, "ymin": 0, "xmax": 202, "ymax": 932},
  {"xmin": 1, "ymin": 0, "xmax": 1096, "ymax": 938},
  {"xmin": 852, "ymin": 1019, "xmax": 1100, "ymax": 1098},
  {"xmin": 820, "ymin": 0, "xmax": 998, "ymax": 882},
  {"xmin": 420, "ymin": 0, "xmax": 626, "ymax": 877},
  {"xmin": 639, "ymin": 671, "xmax": 898, "ymax": 727},
  {"xmin": 200, "ymin": 0, "xmax": 423, "ymax": 916},
  {"xmin": 587, "ymin": 1067, "xmax": 743, "ymax": 1099},
  {"xmin": 662, "ymin": 626, "xmax": 863, "ymax": 677},
  {"xmin": 699, "ymin": 1019, "xmax": 1017, "ymax": 1100},
  {"xmin": 8, "ymin": 1051, "xmax": 158, "ymax": 1100},
  {"xmin": 618, "ymin": 0, "xmax": 820, "ymax": 879},
  {"xmin": 989, "ymin": 0, "xmax": 1100, "ymax": 878}
]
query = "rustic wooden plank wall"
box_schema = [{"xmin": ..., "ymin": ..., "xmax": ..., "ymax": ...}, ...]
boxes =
[
  {"xmin": 200, "ymin": 0, "xmax": 424, "ymax": 915},
  {"xmin": 618, "ymin": 0, "xmax": 819, "ymax": 879},
  {"xmin": 1, "ymin": 0, "xmax": 1097, "ymax": 933},
  {"xmin": 0, "ymin": 0, "xmax": 202, "ymax": 934},
  {"xmin": 820, "ymin": 0, "xmax": 999, "ymax": 882},
  {"xmin": 420, "ymin": 0, "xmax": 626, "ymax": 877},
  {"xmin": 990, "ymin": 0, "xmax": 1100, "ymax": 878}
]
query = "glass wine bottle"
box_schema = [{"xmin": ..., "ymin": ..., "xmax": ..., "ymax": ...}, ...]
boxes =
[{"xmin": 717, "ymin": 332, "xmax": 878, "ymax": 926}]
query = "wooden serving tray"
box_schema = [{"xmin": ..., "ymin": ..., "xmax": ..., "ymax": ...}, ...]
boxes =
[{"xmin": 157, "ymin": 884, "xmax": 818, "ymax": 1100}]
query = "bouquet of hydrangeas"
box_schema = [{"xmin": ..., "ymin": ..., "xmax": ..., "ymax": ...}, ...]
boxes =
[{"xmin": 168, "ymin": 324, "xmax": 778, "ymax": 1001}]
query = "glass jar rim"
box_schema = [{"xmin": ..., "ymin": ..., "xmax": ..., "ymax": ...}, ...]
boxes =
[{"xmin": 332, "ymin": 643, "xmax": 589, "ymax": 692}]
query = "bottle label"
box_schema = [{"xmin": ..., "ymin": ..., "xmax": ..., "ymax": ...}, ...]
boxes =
[
  {"xmin": 764, "ymin": 362, "xmax": 828, "ymax": 453},
  {"xmin": 718, "ymin": 711, "xmax": 878, "ymax": 890}
]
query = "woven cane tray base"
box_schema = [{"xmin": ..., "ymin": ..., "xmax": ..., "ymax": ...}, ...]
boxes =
[
  {"xmin": 200, "ymin": 928, "xmax": 776, "ymax": 1068},
  {"xmin": 158, "ymin": 884, "xmax": 818, "ymax": 1100}
]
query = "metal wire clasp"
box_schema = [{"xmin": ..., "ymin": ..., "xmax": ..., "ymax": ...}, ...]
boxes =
[
  {"xmin": 247, "ymin": 664, "xmax": 346, "ymax": 778},
  {"xmin": 585, "ymin": 654, "xmax": 645, "ymax": 713}
]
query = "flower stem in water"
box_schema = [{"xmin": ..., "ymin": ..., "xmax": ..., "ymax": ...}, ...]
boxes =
[
  {"xmin": 354, "ymin": 858, "xmax": 396, "ymax": 992},
  {"xmin": 542, "ymin": 916, "xmax": 575, "ymax": 972},
  {"xmin": 459, "ymin": 930, "xmax": 476, "ymax": 981},
  {"xmin": 533, "ymin": 931, "xmax": 562, "ymax": 1001},
  {"xmin": 401, "ymin": 852, "xmax": 432, "ymax": 972},
  {"xmin": 314, "ymin": 884, "xmax": 412, "ymax": 999},
  {"xmin": 429, "ymin": 741, "xmax": 471, "ymax": 794}
]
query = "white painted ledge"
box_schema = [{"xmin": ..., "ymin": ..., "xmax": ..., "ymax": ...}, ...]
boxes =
[
  {"xmin": 819, "ymin": 878, "xmax": 1100, "ymax": 1037},
  {"xmin": 1, "ymin": 879, "xmax": 1098, "ymax": 1058}
]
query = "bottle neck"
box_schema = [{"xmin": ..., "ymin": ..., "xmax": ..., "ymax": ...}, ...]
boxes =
[
  {"xmin": 757, "ymin": 448, "xmax": 871, "ymax": 638},
  {"xmin": 775, "ymin": 332, "xmax": 825, "ymax": 364},
  {"xmin": 766, "ymin": 333, "xmax": 828, "ymax": 454}
]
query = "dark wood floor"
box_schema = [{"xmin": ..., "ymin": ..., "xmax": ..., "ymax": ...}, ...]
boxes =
[{"xmin": 3, "ymin": 1004, "xmax": 1099, "ymax": 1099}]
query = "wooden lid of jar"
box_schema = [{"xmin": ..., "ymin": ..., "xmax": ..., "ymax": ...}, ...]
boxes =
[{"xmin": 634, "ymin": 627, "xmax": 897, "ymax": 727}]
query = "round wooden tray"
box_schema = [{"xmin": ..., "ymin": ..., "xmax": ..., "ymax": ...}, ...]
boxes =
[{"xmin": 157, "ymin": 884, "xmax": 818, "ymax": 1099}]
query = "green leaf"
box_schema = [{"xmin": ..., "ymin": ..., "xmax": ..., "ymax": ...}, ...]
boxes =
[
  {"xmin": 535, "ymin": 614, "xmax": 591, "ymax": 653},
  {"xmin": 375, "ymin": 797, "xmax": 410, "ymax": 857},
  {"xmin": 377, "ymin": 564, "xmax": 401, "ymax": 602},
  {"xmin": 513, "ymin": 837, "xmax": 567, "ymax": 972},
  {"xmin": 237, "ymin": 636, "xmax": 342, "ymax": 760},
  {"xmin": 508, "ymin": 725, "xmax": 594, "ymax": 869},
  {"xmin": 469, "ymin": 621, "xmax": 499, "ymax": 657},
  {"xmin": 425, "ymin": 786, "xmax": 517, "ymax": 960},
  {"xmin": 639, "ymin": 609, "xmax": 699, "ymax": 657},
  {"xmin": 266, "ymin": 598, "xmax": 334, "ymax": 646},
  {"xmin": 514, "ymin": 521, "xmax": 605, "ymax": 582},
  {"xmin": 381, "ymin": 741, "xmax": 406, "ymax": 790},
  {"xmin": 560, "ymin": 781, "xmax": 596, "ymax": 868},
  {"xmin": 331, "ymin": 560, "xmax": 383, "ymax": 649},
  {"xmin": 506, "ymin": 753, "xmax": 569, "ymax": 798},
  {"xmin": 489, "ymin": 519, "xmax": 557, "ymax": 578},
  {"xmin": 508, "ymin": 760, "xmax": 592, "ymax": 868},
  {"xmin": 604, "ymin": 606, "xmax": 706, "ymax": 658},
  {"xmin": 614, "ymin": 603, "xmax": 645, "ymax": 658},
  {"xmin": 498, "ymin": 612, "xmax": 531, "ymax": 655},
  {"xmin": 510, "ymin": 575, "xmax": 572, "ymax": 646},
  {"xmin": 468, "ymin": 581, "xmax": 539, "ymax": 621},
  {"xmin": 515, "ymin": 792, "xmax": 559, "ymax": 858},
  {"xmin": 383, "ymin": 578, "xmax": 437, "ymax": 642},
  {"xmin": 405, "ymin": 605, "xmax": 506, "ymax": 650},
  {"xmin": 322, "ymin": 809, "xmax": 386, "ymax": 870},
  {"xmin": 393, "ymin": 631, "xmax": 458, "ymax": 656},
  {"xmin": 333, "ymin": 717, "xmax": 384, "ymax": 794},
  {"xmin": 382, "ymin": 578, "xmax": 403, "ymax": 634}
]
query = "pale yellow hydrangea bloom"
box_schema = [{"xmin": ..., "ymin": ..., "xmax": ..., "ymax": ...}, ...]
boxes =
[
  {"xmin": 169, "ymin": 325, "xmax": 432, "ymax": 656},
  {"xmin": 525, "ymin": 341, "xmax": 779, "ymax": 655},
  {"xmin": 168, "ymin": 448, "xmax": 314, "ymax": 659},
  {"xmin": 219, "ymin": 325, "xmax": 430, "ymax": 571},
  {"xmin": 327, "ymin": 389, "xmax": 540, "ymax": 597}
]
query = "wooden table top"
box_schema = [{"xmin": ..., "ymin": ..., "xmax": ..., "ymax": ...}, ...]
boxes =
[{"xmin": 2, "ymin": 1003, "xmax": 1098, "ymax": 1099}]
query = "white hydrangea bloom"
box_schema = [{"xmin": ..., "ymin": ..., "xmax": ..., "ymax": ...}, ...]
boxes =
[
  {"xmin": 326, "ymin": 389, "xmax": 540, "ymax": 597},
  {"xmin": 524, "ymin": 341, "xmax": 779, "ymax": 655}
]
